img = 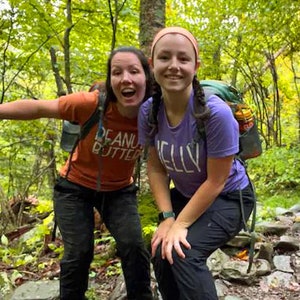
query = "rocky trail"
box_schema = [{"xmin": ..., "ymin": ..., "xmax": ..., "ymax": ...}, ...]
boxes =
[{"xmin": 1, "ymin": 204, "xmax": 300, "ymax": 300}]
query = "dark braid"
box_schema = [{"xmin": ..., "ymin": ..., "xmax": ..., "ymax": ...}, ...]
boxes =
[
  {"xmin": 148, "ymin": 81, "xmax": 162, "ymax": 137},
  {"xmin": 192, "ymin": 76, "xmax": 210, "ymax": 140},
  {"xmin": 192, "ymin": 76, "xmax": 210, "ymax": 121}
]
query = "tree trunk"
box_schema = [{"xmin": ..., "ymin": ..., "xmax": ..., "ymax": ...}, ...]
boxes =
[{"xmin": 139, "ymin": 0, "xmax": 165, "ymax": 57}]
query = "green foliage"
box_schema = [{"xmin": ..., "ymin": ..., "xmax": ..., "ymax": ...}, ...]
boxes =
[
  {"xmin": 105, "ymin": 261, "xmax": 122, "ymax": 277},
  {"xmin": 255, "ymin": 204, "xmax": 277, "ymax": 222},
  {"xmin": 0, "ymin": 234, "xmax": 13, "ymax": 264},
  {"xmin": 0, "ymin": 271, "xmax": 13, "ymax": 296},
  {"xmin": 247, "ymin": 145, "xmax": 300, "ymax": 221},
  {"xmin": 247, "ymin": 145, "xmax": 300, "ymax": 194},
  {"xmin": 0, "ymin": 207, "xmax": 55, "ymax": 272},
  {"xmin": 138, "ymin": 190, "xmax": 158, "ymax": 248},
  {"xmin": 1, "ymin": 237, "xmax": 31, "ymax": 266},
  {"xmin": 31, "ymin": 199, "xmax": 53, "ymax": 214},
  {"xmin": 0, "ymin": 118, "xmax": 59, "ymax": 201},
  {"xmin": 0, "ymin": 270, "xmax": 22, "ymax": 296},
  {"xmin": 85, "ymin": 289, "xmax": 98, "ymax": 300},
  {"xmin": 138, "ymin": 191, "xmax": 158, "ymax": 226},
  {"xmin": 94, "ymin": 234, "xmax": 115, "ymax": 246},
  {"xmin": 93, "ymin": 234, "xmax": 116, "ymax": 262},
  {"xmin": 47, "ymin": 242, "xmax": 64, "ymax": 259}
]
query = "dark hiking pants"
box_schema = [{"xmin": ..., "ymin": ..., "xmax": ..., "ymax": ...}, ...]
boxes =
[
  {"xmin": 53, "ymin": 177, "xmax": 152, "ymax": 300},
  {"xmin": 152, "ymin": 185, "xmax": 255, "ymax": 300}
]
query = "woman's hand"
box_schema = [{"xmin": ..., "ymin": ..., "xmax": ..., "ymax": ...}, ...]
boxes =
[
  {"xmin": 163, "ymin": 222, "xmax": 191, "ymax": 264},
  {"xmin": 151, "ymin": 218, "xmax": 174, "ymax": 258},
  {"xmin": 152, "ymin": 219, "xmax": 191, "ymax": 264}
]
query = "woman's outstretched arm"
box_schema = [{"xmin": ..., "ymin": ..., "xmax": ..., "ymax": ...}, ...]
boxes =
[{"xmin": 0, "ymin": 99, "xmax": 60, "ymax": 120}]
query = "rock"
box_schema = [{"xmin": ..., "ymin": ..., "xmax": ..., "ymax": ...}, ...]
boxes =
[
  {"xmin": 10, "ymin": 280, "xmax": 59, "ymax": 300},
  {"xmin": 221, "ymin": 260, "xmax": 256, "ymax": 285},
  {"xmin": 273, "ymin": 255, "xmax": 294, "ymax": 273},
  {"xmin": 256, "ymin": 221, "xmax": 289, "ymax": 236},
  {"xmin": 256, "ymin": 242, "xmax": 274, "ymax": 267},
  {"xmin": 289, "ymin": 204, "xmax": 300, "ymax": 213},
  {"xmin": 215, "ymin": 278, "xmax": 229, "ymax": 298},
  {"xmin": 274, "ymin": 235, "xmax": 300, "ymax": 251},
  {"xmin": 275, "ymin": 207, "xmax": 290, "ymax": 216},
  {"xmin": 226, "ymin": 232, "xmax": 252, "ymax": 248},
  {"xmin": 108, "ymin": 274, "xmax": 127, "ymax": 300},
  {"xmin": 265, "ymin": 270, "xmax": 295, "ymax": 288},
  {"xmin": 224, "ymin": 296, "xmax": 244, "ymax": 300},
  {"xmin": 254, "ymin": 259, "xmax": 272, "ymax": 276},
  {"xmin": 291, "ymin": 251, "xmax": 300, "ymax": 283},
  {"xmin": 292, "ymin": 221, "xmax": 300, "ymax": 233},
  {"xmin": 275, "ymin": 215, "xmax": 294, "ymax": 226},
  {"xmin": 208, "ymin": 248, "xmax": 231, "ymax": 277}
]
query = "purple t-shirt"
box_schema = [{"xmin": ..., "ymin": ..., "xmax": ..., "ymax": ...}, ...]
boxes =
[{"xmin": 138, "ymin": 92, "xmax": 249, "ymax": 198}]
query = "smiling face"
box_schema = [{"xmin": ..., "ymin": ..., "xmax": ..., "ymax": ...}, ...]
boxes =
[
  {"xmin": 151, "ymin": 33, "xmax": 199, "ymax": 95},
  {"xmin": 110, "ymin": 52, "xmax": 147, "ymax": 115}
]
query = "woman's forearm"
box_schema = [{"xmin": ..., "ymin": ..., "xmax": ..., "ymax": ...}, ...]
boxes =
[
  {"xmin": 175, "ymin": 180, "xmax": 223, "ymax": 228},
  {"xmin": 175, "ymin": 156, "xmax": 233, "ymax": 228},
  {"xmin": 0, "ymin": 100, "xmax": 41, "ymax": 119},
  {"xmin": 0, "ymin": 99, "xmax": 60, "ymax": 120},
  {"xmin": 147, "ymin": 147, "xmax": 173, "ymax": 212}
]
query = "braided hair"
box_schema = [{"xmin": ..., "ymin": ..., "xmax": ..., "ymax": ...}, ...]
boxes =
[{"xmin": 148, "ymin": 76, "xmax": 210, "ymax": 138}]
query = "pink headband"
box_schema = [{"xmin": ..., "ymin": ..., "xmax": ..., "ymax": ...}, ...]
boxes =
[{"xmin": 151, "ymin": 27, "xmax": 199, "ymax": 59}]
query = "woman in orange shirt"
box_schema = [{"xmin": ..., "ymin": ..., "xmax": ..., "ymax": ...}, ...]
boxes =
[{"xmin": 0, "ymin": 46, "xmax": 153, "ymax": 300}]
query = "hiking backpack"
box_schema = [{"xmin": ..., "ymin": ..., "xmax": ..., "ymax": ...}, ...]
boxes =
[
  {"xmin": 60, "ymin": 94, "xmax": 104, "ymax": 153},
  {"xmin": 199, "ymin": 80, "xmax": 262, "ymax": 161},
  {"xmin": 60, "ymin": 83, "xmax": 106, "ymax": 154}
]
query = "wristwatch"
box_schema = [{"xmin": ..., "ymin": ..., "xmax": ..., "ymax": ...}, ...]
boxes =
[{"xmin": 158, "ymin": 211, "xmax": 175, "ymax": 222}]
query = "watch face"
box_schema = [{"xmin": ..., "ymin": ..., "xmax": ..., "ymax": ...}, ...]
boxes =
[{"xmin": 158, "ymin": 211, "xmax": 175, "ymax": 222}]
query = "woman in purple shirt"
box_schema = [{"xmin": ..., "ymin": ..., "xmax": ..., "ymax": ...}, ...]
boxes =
[{"xmin": 138, "ymin": 27, "xmax": 255, "ymax": 300}]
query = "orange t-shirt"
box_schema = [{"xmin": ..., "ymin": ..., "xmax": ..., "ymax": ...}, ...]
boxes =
[{"xmin": 58, "ymin": 91, "xmax": 142, "ymax": 191}]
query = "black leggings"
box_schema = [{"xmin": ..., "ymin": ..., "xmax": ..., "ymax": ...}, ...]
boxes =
[{"xmin": 53, "ymin": 177, "xmax": 152, "ymax": 300}]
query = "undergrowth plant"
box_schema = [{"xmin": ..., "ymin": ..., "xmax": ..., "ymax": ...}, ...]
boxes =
[{"xmin": 247, "ymin": 145, "xmax": 300, "ymax": 220}]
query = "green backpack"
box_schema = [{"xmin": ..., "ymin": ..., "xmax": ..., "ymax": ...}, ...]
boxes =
[{"xmin": 200, "ymin": 79, "xmax": 262, "ymax": 161}]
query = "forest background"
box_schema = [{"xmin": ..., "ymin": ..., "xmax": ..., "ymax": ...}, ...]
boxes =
[{"xmin": 0, "ymin": 0, "xmax": 299, "ymax": 295}]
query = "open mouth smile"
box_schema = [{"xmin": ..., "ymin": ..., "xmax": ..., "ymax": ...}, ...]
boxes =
[{"xmin": 121, "ymin": 88, "xmax": 136, "ymax": 98}]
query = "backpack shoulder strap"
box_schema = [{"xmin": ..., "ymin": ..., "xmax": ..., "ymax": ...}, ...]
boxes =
[
  {"xmin": 65, "ymin": 92, "xmax": 105, "ymax": 177},
  {"xmin": 80, "ymin": 92, "xmax": 105, "ymax": 140},
  {"xmin": 202, "ymin": 87, "xmax": 215, "ymax": 102}
]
